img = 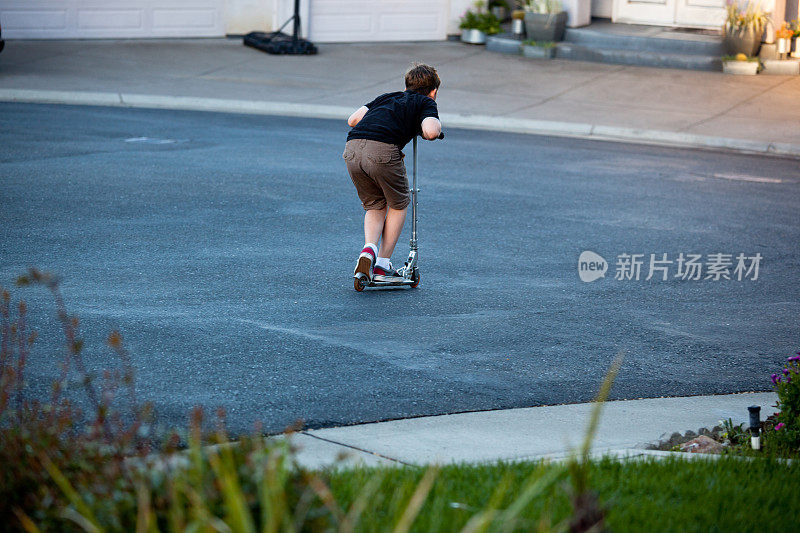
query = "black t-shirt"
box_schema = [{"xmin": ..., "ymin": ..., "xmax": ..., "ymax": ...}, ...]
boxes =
[{"xmin": 347, "ymin": 90, "xmax": 439, "ymax": 149}]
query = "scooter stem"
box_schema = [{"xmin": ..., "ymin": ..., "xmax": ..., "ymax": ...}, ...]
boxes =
[{"xmin": 410, "ymin": 136, "xmax": 418, "ymax": 251}]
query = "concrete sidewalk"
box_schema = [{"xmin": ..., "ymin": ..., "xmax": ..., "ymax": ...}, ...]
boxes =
[
  {"xmin": 289, "ymin": 392, "xmax": 778, "ymax": 469},
  {"xmin": 1, "ymin": 39, "xmax": 799, "ymax": 156}
]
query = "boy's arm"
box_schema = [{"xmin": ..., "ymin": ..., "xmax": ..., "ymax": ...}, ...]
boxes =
[
  {"xmin": 420, "ymin": 117, "xmax": 442, "ymax": 140},
  {"xmin": 347, "ymin": 106, "xmax": 369, "ymax": 127}
]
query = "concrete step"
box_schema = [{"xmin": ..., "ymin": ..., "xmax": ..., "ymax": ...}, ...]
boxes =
[
  {"xmin": 564, "ymin": 27, "xmax": 724, "ymax": 56},
  {"xmin": 556, "ymin": 42, "xmax": 722, "ymax": 71},
  {"xmin": 486, "ymin": 33, "xmax": 524, "ymax": 55}
]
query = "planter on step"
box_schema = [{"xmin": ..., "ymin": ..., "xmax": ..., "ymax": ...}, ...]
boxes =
[
  {"xmin": 793, "ymin": 37, "xmax": 800, "ymax": 58},
  {"xmin": 461, "ymin": 29, "xmax": 487, "ymax": 44},
  {"xmin": 723, "ymin": 27, "xmax": 763, "ymax": 57},
  {"xmin": 524, "ymin": 12, "xmax": 567, "ymax": 42},
  {"xmin": 520, "ymin": 42, "xmax": 556, "ymax": 59},
  {"xmin": 722, "ymin": 59, "xmax": 760, "ymax": 75},
  {"xmin": 560, "ymin": 0, "xmax": 591, "ymax": 28},
  {"xmin": 776, "ymin": 37, "xmax": 791, "ymax": 58}
]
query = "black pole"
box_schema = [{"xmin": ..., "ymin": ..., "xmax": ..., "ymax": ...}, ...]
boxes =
[
  {"xmin": 748, "ymin": 405, "xmax": 761, "ymax": 450},
  {"xmin": 292, "ymin": 0, "xmax": 300, "ymax": 52}
]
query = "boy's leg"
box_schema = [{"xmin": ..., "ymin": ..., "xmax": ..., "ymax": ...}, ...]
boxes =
[
  {"xmin": 346, "ymin": 139, "xmax": 385, "ymax": 280},
  {"xmin": 377, "ymin": 207, "xmax": 407, "ymax": 259},
  {"xmin": 364, "ymin": 208, "xmax": 387, "ymax": 246}
]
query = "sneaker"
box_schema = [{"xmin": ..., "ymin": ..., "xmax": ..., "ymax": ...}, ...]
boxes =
[
  {"xmin": 354, "ymin": 246, "xmax": 376, "ymax": 279},
  {"xmin": 373, "ymin": 262, "xmax": 403, "ymax": 282}
]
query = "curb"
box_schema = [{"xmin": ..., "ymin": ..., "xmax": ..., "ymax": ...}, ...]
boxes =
[{"xmin": 2, "ymin": 88, "xmax": 799, "ymax": 159}]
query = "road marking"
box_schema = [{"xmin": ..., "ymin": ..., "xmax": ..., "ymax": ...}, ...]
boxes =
[
  {"xmin": 124, "ymin": 136, "xmax": 182, "ymax": 145},
  {"xmin": 711, "ymin": 173, "xmax": 783, "ymax": 184}
]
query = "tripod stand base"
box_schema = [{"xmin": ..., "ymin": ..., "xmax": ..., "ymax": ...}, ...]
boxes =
[{"xmin": 244, "ymin": 31, "xmax": 318, "ymax": 55}]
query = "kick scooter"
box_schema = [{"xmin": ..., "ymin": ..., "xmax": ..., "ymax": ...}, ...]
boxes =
[{"xmin": 354, "ymin": 134, "xmax": 439, "ymax": 291}]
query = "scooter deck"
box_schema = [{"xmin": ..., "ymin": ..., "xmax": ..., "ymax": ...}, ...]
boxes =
[
  {"xmin": 354, "ymin": 272, "xmax": 419, "ymax": 291},
  {"xmin": 366, "ymin": 279, "xmax": 415, "ymax": 287}
]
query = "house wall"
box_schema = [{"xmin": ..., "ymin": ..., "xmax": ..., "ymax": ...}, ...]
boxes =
[
  {"xmin": 225, "ymin": 0, "xmax": 272, "ymax": 35},
  {"xmin": 592, "ymin": 0, "xmax": 614, "ymax": 18},
  {"xmin": 449, "ymin": 0, "xmax": 476, "ymax": 34}
]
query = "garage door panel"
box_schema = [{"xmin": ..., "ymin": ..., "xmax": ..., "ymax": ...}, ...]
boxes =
[
  {"xmin": 1, "ymin": 1, "xmax": 224, "ymax": 39},
  {"xmin": 78, "ymin": 10, "xmax": 143, "ymax": 30},
  {"xmin": 311, "ymin": 14, "xmax": 373, "ymax": 34},
  {"xmin": 152, "ymin": 9, "xmax": 217, "ymax": 29},
  {"xmin": 3, "ymin": 9, "xmax": 68, "ymax": 31},
  {"xmin": 378, "ymin": 13, "xmax": 441, "ymax": 34},
  {"xmin": 311, "ymin": 0, "xmax": 373, "ymax": 14},
  {"xmin": 309, "ymin": 0, "xmax": 447, "ymax": 43}
]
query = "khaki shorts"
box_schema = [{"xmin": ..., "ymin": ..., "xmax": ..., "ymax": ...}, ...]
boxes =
[{"xmin": 344, "ymin": 139, "xmax": 409, "ymax": 210}]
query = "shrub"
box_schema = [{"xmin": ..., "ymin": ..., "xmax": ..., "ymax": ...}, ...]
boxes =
[
  {"xmin": 767, "ymin": 353, "xmax": 800, "ymax": 454},
  {"xmin": 459, "ymin": 2, "xmax": 502, "ymax": 34}
]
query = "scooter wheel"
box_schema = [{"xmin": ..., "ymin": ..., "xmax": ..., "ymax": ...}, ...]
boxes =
[
  {"xmin": 410, "ymin": 270, "xmax": 420, "ymax": 288},
  {"xmin": 354, "ymin": 277, "xmax": 366, "ymax": 292}
]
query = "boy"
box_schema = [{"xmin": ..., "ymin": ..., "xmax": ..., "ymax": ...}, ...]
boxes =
[{"xmin": 344, "ymin": 63, "xmax": 443, "ymax": 282}]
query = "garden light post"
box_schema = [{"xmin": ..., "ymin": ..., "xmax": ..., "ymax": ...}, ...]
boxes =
[{"xmin": 748, "ymin": 405, "xmax": 761, "ymax": 450}]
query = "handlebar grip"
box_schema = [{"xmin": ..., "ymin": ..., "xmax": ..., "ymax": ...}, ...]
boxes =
[{"xmin": 437, "ymin": 132, "xmax": 445, "ymax": 140}]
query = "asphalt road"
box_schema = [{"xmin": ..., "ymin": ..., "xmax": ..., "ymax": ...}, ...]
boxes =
[{"xmin": 2, "ymin": 103, "xmax": 798, "ymax": 435}]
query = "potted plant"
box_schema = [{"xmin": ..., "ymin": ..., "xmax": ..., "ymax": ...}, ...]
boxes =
[
  {"xmin": 520, "ymin": 40, "xmax": 557, "ymax": 58},
  {"xmin": 460, "ymin": 1, "xmax": 501, "ymax": 45},
  {"xmin": 723, "ymin": 0, "xmax": 769, "ymax": 57},
  {"xmin": 791, "ymin": 19, "xmax": 800, "ymax": 58},
  {"xmin": 775, "ymin": 22, "xmax": 793, "ymax": 59},
  {"xmin": 722, "ymin": 53, "xmax": 760, "ymax": 75},
  {"xmin": 489, "ymin": 0, "xmax": 510, "ymax": 22},
  {"xmin": 523, "ymin": 0, "xmax": 567, "ymax": 43}
]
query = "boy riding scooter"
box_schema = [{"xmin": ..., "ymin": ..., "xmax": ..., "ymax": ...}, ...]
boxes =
[{"xmin": 343, "ymin": 63, "xmax": 443, "ymax": 287}]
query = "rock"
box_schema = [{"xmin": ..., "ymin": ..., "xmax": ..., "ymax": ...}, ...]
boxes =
[
  {"xmin": 680, "ymin": 435, "xmax": 724, "ymax": 454},
  {"xmin": 667, "ymin": 432, "xmax": 683, "ymax": 447},
  {"xmin": 684, "ymin": 430, "xmax": 697, "ymax": 438},
  {"xmin": 698, "ymin": 427, "xmax": 711, "ymax": 437}
]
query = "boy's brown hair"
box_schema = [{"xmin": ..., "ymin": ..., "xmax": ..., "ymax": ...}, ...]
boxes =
[{"xmin": 405, "ymin": 63, "xmax": 440, "ymax": 96}]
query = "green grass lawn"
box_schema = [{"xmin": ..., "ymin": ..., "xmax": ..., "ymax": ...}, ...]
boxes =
[{"xmin": 325, "ymin": 456, "xmax": 800, "ymax": 532}]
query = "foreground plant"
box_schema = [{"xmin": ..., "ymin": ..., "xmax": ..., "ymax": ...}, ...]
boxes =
[{"xmin": 1, "ymin": 271, "xmax": 155, "ymax": 530}]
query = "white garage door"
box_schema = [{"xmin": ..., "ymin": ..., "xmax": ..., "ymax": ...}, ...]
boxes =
[
  {"xmin": 0, "ymin": 1, "xmax": 225, "ymax": 39},
  {"xmin": 308, "ymin": 0, "xmax": 448, "ymax": 43}
]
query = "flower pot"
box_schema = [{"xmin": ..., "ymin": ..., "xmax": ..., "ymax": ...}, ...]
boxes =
[
  {"xmin": 792, "ymin": 36, "xmax": 800, "ymax": 58},
  {"xmin": 723, "ymin": 27, "xmax": 762, "ymax": 57},
  {"xmin": 560, "ymin": 0, "xmax": 591, "ymax": 28},
  {"xmin": 524, "ymin": 12, "xmax": 567, "ymax": 42},
  {"xmin": 776, "ymin": 37, "xmax": 791, "ymax": 56},
  {"xmin": 461, "ymin": 29, "xmax": 487, "ymax": 45},
  {"xmin": 520, "ymin": 43, "xmax": 556, "ymax": 59},
  {"xmin": 722, "ymin": 60, "xmax": 759, "ymax": 75}
]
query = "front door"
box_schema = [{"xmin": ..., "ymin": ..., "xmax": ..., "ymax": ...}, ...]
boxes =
[
  {"xmin": 614, "ymin": 0, "xmax": 725, "ymax": 28},
  {"xmin": 675, "ymin": 0, "xmax": 726, "ymax": 28},
  {"xmin": 614, "ymin": 0, "xmax": 677, "ymax": 26}
]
